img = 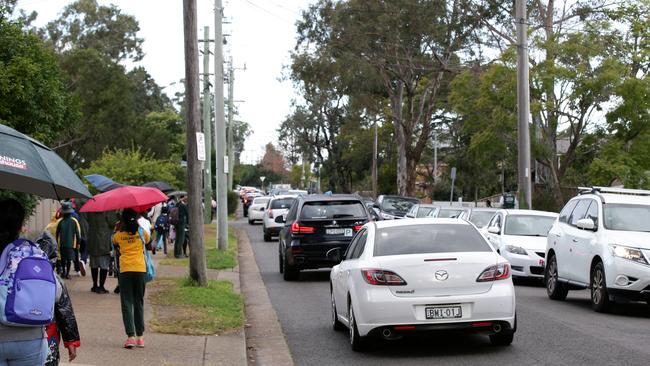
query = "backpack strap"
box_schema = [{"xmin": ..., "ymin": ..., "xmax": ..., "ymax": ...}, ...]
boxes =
[
  {"xmin": 137, "ymin": 227, "xmax": 148, "ymax": 253},
  {"xmin": 0, "ymin": 239, "xmax": 32, "ymax": 277}
]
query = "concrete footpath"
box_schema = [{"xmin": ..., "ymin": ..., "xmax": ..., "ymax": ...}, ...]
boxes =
[{"xmin": 60, "ymin": 249, "xmax": 246, "ymax": 366}]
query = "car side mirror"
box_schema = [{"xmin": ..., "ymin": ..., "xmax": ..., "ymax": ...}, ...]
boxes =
[
  {"xmin": 274, "ymin": 216, "xmax": 285, "ymax": 224},
  {"xmin": 576, "ymin": 218, "xmax": 596, "ymax": 231},
  {"xmin": 326, "ymin": 247, "xmax": 342, "ymax": 262},
  {"xmin": 488, "ymin": 226, "xmax": 500, "ymax": 234}
]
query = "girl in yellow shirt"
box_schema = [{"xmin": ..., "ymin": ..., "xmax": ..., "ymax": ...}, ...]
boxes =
[{"xmin": 112, "ymin": 208, "xmax": 150, "ymax": 349}]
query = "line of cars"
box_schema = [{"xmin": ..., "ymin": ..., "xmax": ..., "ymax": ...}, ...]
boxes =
[{"xmin": 244, "ymin": 186, "xmax": 650, "ymax": 351}]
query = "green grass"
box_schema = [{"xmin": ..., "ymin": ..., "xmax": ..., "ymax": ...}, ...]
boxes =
[
  {"xmin": 149, "ymin": 277, "xmax": 244, "ymax": 335},
  {"xmin": 159, "ymin": 224, "xmax": 238, "ymax": 269}
]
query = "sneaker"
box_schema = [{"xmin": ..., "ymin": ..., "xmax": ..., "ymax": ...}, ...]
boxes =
[
  {"xmin": 136, "ymin": 338, "xmax": 145, "ymax": 348},
  {"xmin": 80, "ymin": 261, "xmax": 86, "ymax": 276},
  {"xmin": 97, "ymin": 287, "xmax": 109, "ymax": 294},
  {"xmin": 124, "ymin": 338, "xmax": 137, "ymax": 349},
  {"xmin": 91, "ymin": 286, "xmax": 98, "ymax": 293},
  {"xmin": 74, "ymin": 271, "xmax": 81, "ymax": 277}
]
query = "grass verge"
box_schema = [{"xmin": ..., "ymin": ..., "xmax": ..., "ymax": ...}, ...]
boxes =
[
  {"xmin": 159, "ymin": 224, "xmax": 238, "ymax": 269},
  {"xmin": 149, "ymin": 277, "xmax": 244, "ymax": 335}
]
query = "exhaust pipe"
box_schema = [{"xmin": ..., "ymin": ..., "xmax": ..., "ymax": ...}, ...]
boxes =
[
  {"xmin": 382, "ymin": 328, "xmax": 392, "ymax": 338},
  {"xmin": 492, "ymin": 324, "xmax": 502, "ymax": 333}
]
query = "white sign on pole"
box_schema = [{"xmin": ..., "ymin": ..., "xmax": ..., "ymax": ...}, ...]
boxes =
[
  {"xmin": 224, "ymin": 156, "xmax": 229, "ymax": 174},
  {"xmin": 450, "ymin": 167, "xmax": 457, "ymax": 180},
  {"xmin": 196, "ymin": 133, "xmax": 206, "ymax": 161},
  {"xmin": 260, "ymin": 176, "xmax": 266, "ymax": 182}
]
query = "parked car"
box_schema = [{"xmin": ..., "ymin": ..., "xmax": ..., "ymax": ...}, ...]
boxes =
[
  {"xmin": 545, "ymin": 187, "xmax": 650, "ymax": 312},
  {"xmin": 262, "ymin": 195, "xmax": 296, "ymax": 242},
  {"xmin": 243, "ymin": 192, "xmax": 262, "ymax": 217},
  {"xmin": 329, "ymin": 219, "xmax": 516, "ymax": 351},
  {"xmin": 276, "ymin": 194, "xmax": 370, "ymax": 281},
  {"xmin": 248, "ymin": 196, "xmax": 271, "ymax": 224},
  {"xmin": 374, "ymin": 195, "xmax": 419, "ymax": 220},
  {"xmin": 405, "ymin": 204, "xmax": 439, "ymax": 218},
  {"xmin": 466, "ymin": 208, "xmax": 499, "ymax": 228},
  {"xmin": 428, "ymin": 206, "xmax": 471, "ymax": 219},
  {"xmin": 484, "ymin": 209, "xmax": 558, "ymax": 279}
]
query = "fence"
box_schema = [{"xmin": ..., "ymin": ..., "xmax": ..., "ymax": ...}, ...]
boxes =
[{"xmin": 24, "ymin": 199, "xmax": 60, "ymax": 236}]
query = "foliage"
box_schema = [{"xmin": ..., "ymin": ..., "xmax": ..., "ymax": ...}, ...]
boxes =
[
  {"xmin": 80, "ymin": 147, "xmax": 184, "ymax": 189},
  {"xmin": 233, "ymin": 164, "xmax": 284, "ymax": 188},
  {"xmin": 160, "ymin": 224, "xmax": 238, "ymax": 269},
  {"xmin": 0, "ymin": 15, "xmax": 78, "ymax": 145},
  {"xmin": 227, "ymin": 191, "xmax": 238, "ymax": 215},
  {"xmin": 0, "ymin": 190, "xmax": 39, "ymax": 217}
]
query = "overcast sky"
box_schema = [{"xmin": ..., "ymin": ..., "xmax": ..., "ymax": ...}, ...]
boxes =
[{"xmin": 17, "ymin": 0, "xmax": 312, "ymax": 163}]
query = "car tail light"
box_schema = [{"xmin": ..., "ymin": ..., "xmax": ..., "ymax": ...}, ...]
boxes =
[
  {"xmin": 291, "ymin": 247, "xmax": 304, "ymax": 254},
  {"xmin": 268, "ymin": 209, "xmax": 273, "ymax": 219},
  {"xmin": 476, "ymin": 263, "xmax": 511, "ymax": 282},
  {"xmin": 353, "ymin": 225, "xmax": 364, "ymax": 231},
  {"xmin": 361, "ymin": 269, "xmax": 407, "ymax": 286},
  {"xmin": 291, "ymin": 222, "xmax": 315, "ymax": 234}
]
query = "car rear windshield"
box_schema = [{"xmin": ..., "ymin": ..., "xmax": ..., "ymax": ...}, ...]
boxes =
[
  {"xmin": 603, "ymin": 204, "xmax": 650, "ymax": 232},
  {"xmin": 374, "ymin": 224, "xmax": 491, "ymax": 256},
  {"xmin": 504, "ymin": 215, "xmax": 556, "ymax": 236},
  {"xmin": 300, "ymin": 201, "xmax": 367, "ymax": 219},
  {"xmin": 253, "ymin": 197, "xmax": 270, "ymax": 205},
  {"xmin": 271, "ymin": 198, "xmax": 295, "ymax": 210},
  {"xmin": 437, "ymin": 209, "xmax": 465, "ymax": 218},
  {"xmin": 469, "ymin": 211, "xmax": 496, "ymax": 228},
  {"xmin": 381, "ymin": 197, "xmax": 419, "ymax": 213}
]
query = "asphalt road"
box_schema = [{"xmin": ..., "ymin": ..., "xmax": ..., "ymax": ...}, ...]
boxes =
[{"xmin": 235, "ymin": 219, "xmax": 650, "ymax": 366}]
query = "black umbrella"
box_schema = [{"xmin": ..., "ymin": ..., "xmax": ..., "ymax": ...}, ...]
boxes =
[
  {"xmin": 143, "ymin": 181, "xmax": 174, "ymax": 193},
  {"xmin": 166, "ymin": 190, "xmax": 187, "ymax": 198},
  {"xmin": 85, "ymin": 174, "xmax": 125, "ymax": 192},
  {"xmin": 0, "ymin": 124, "xmax": 91, "ymax": 199}
]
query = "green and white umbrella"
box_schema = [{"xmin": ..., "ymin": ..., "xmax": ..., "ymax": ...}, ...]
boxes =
[{"xmin": 0, "ymin": 124, "xmax": 91, "ymax": 199}]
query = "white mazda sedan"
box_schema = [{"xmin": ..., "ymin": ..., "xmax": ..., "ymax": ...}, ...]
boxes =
[{"xmin": 328, "ymin": 218, "xmax": 516, "ymax": 351}]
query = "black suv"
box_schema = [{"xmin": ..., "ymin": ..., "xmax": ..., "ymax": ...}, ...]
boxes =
[{"xmin": 276, "ymin": 195, "xmax": 370, "ymax": 281}]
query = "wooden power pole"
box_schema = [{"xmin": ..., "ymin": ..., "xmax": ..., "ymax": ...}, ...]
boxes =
[
  {"xmin": 201, "ymin": 26, "xmax": 213, "ymax": 224},
  {"xmin": 516, "ymin": 0, "xmax": 532, "ymax": 209},
  {"xmin": 183, "ymin": 0, "xmax": 207, "ymax": 285}
]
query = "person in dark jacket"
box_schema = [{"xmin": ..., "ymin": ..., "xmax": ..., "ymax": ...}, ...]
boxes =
[
  {"xmin": 56, "ymin": 202, "xmax": 81, "ymax": 279},
  {"xmin": 85, "ymin": 211, "xmax": 114, "ymax": 294},
  {"xmin": 173, "ymin": 196, "xmax": 188, "ymax": 258},
  {"xmin": 35, "ymin": 231, "xmax": 81, "ymax": 365}
]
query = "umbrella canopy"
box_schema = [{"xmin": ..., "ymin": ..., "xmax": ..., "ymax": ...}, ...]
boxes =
[
  {"xmin": 166, "ymin": 190, "xmax": 187, "ymax": 198},
  {"xmin": 142, "ymin": 181, "xmax": 174, "ymax": 193},
  {"xmin": 79, "ymin": 186, "xmax": 168, "ymax": 213},
  {"xmin": 0, "ymin": 124, "xmax": 91, "ymax": 199},
  {"xmin": 85, "ymin": 174, "xmax": 124, "ymax": 192}
]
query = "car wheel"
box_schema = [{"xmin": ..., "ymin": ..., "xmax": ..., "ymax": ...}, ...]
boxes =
[
  {"xmin": 283, "ymin": 254, "xmax": 299, "ymax": 281},
  {"xmin": 489, "ymin": 329, "xmax": 514, "ymax": 346},
  {"xmin": 248, "ymin": 219, "xmax": 254, "ymax": 225},
  {"xmin": 545, "ymin": 254, "xmax": 568, "ymax": 300},
  {"xmin": 591, "ymin": 261, "xmax": 611, "ymax": 313},
  {"xmin": 331, "ymin": 288, "xmax": 345, "ymax": 331},
  {"xmin": 348, "ymin": 302, "xmax": 366, "ymax": 352}
]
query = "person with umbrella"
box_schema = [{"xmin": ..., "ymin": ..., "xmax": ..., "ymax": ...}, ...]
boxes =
[
  {"xmin": 111, "ymin": 208, "xmax": 150, "ymax": 349},
  {"xmin": 85, "ymin": 210, "xmax": 114, "ymax": 294}
]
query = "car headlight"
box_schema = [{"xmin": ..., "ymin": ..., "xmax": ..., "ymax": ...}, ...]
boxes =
[
  {"xmin": 609, "ymin": 245, "xmax": 649, "ymax": 265},
  {"xmin": 505, "ymin": 245, "xmax": 527, "ymax": 255}
]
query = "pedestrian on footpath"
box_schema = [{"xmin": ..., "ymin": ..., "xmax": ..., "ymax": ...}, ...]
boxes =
[
  {"xmin": 154, "ymin": 205, "xmax": 170, "ymax": 255},
  {"xmin": 56, "ymin": 202, "xmax": 81, "ymax": 279},
  {"xmin": 86, "ymin": 211, "xmax": 114, "ymax": 294},
  {"xmin": 173, "ymin": 196, "xmax": 188, "ymax": 258},
  {"xmin": 112, "ymin": 208, "xmax": 150, "ymax": 349},
  {"xmin": 0, "ymin": 198, "xmax": 78, "ymax": 365}
]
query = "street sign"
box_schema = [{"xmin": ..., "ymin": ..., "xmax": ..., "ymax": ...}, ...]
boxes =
[
  {"xmin": 450, "ymin": 167, "xmax": 457, "ymax": 180},
  {"xmin": 224, "ymin": 156, "xmax": 229, "ymax": 174},
  {"xmin": 450, "ymin": 167, "xmax": 457, "ymax": 205},
  {"xmin": 260, "ymin": 176, "xmax": 266, "ymax": 182},
  {"xmin": 196, "ymin": 132, "xmax": 206, "ymax": 161}
]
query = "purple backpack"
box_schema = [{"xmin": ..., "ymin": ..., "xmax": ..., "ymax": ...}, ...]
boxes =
[{"xmin": 0, "ymin": 239, "xmax": 56, "ymax": 326}]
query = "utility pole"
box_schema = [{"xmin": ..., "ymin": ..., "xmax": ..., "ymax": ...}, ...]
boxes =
[
  {"xmin": 201, "ymin": 26, "xmax": 213, "ymax": 225},
  {"xmin": 433, "ymin": 132, "xmax": 438, "ymax": 184},
  {"xmin": 372, "ymin": 121, "xmax": 378, "ymax": 198},
  {"xmin": 182, "ymin": 0, "xmax": 207, "ymax": 285},
  {"xmin": 214, "ymin": 0, "xmax": 228, "ymax": 249},
  {"xmin": 227, "ymin": 58, "xmax": 235, "ymax": 190},
  {"xmin": 516, "ymin": 0, "xmax": 532, "ymax": 209}
]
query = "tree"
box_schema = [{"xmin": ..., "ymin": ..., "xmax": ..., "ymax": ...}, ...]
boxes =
[
  {"xmin": 80, "ymin": 147, "xmax": 184, "ymax": 189},
  {"xmin": 260, "ymin": 143, "xmax": 286, "ymax": 176}
]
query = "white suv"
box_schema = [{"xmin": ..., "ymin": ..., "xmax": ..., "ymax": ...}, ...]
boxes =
[{"xmin": 545, "ymin": 187, "xmax": 650, "ymax": 312}]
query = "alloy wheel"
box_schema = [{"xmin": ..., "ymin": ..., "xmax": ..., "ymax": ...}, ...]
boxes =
[
  {"xmin": 348, "ymin": 305, "xmax": 355, "ymax": 345},
  {"xmin": 592, "ymin": 267, "xmax": 604, "ymax": 305},
  {"xmin": 547, "ymin": 258, "xmax": 558, "ymax": 293}
]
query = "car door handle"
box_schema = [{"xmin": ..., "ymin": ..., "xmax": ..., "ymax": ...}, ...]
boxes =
[
  {"xmin": 554, "ymin": 233, "xmax": 562, "ymax": 238},
  {"xmin": 572, "ymin": 238, "xmax": 578, "ymax": 243}
]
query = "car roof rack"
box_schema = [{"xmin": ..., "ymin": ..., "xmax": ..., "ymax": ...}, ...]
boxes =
[{"xmin": 578, "ymin": 186, "xmax": 650, "ymax": 197}]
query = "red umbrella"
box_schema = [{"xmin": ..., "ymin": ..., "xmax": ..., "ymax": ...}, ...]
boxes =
[{"xmin": 79, "ymin": 186, "xmax": 168, "ymax": 213}]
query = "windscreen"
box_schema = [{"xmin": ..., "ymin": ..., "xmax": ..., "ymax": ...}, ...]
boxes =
[
  {"xmin": 437, "ymin": 209, "xmax": 465, "ymax": 218},
  {"xmin": 381, "ymin": 197, "xmax": 418, "ymax": 213},
  {"xmin": 504, "ymin": 215, "xmax": 556, "ymax": 236},
  {"xmin": 416, "ymin": 207, "xmax": 435, "ymax": 218},
  {"xmin": 271, "ymin": 198, "xmax": 295, "ymax": 210},
  {"xmin": 603, "ymin": 204, "xmax": 650, "ymax": 232},
  {"xmin": 300, "ymin": 201, "xmax": 367, "ymax": 219},
  {"xmin": 253, "ymin": 197, "xmax": 270, "ymax": 205},
  {"xmin": 374, "ymin": 224, "xmax": 491, "ymax": 256},
  {"xmin": 469, "ymin": 211, "xmax": 496, "ymax": 228}
]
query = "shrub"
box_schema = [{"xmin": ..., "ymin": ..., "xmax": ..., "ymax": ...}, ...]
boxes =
[{"xmin": 227, "ymin": 190, "xmax": 238, "ymax": 215}]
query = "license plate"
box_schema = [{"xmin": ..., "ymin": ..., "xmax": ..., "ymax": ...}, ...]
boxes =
[
  {"xmin": 325, "ymin": 228, "xmax": 353, "ymax": 237},
  {"xmin": 425, "ymin": 306, "xmax": 462, "ymax": 320}
]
